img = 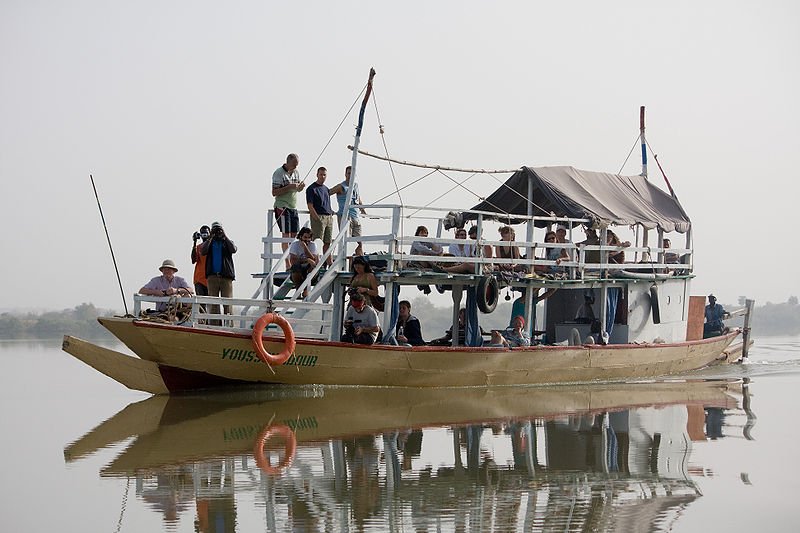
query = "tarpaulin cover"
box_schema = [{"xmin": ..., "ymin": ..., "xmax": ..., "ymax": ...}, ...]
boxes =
[{"xmin": 468, "ymin": 166, "xmax": 691, "ymax": 233}]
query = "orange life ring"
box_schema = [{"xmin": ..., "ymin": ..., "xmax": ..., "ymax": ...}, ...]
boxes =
[
  {"xmin": 254, "ymin": 424, "xmax": 296, "ymax": 475},
  {"xmin": 252, "ymin": 312, "xmax": 296, "ymax": 366}
]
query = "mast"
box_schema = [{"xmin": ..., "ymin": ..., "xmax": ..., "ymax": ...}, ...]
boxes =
[
  {"xmin": 337, "ymin": 68, "xmax": 376, "ymax": 263},
  {"xmin": 640, "ymin": 106, "xmax": 647, "ymax": 178}
]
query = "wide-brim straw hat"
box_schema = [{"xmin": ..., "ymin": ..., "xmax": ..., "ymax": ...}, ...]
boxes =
[{"xmin": 159, "ymin": 259, "xmax": 178, "ymax": 272}]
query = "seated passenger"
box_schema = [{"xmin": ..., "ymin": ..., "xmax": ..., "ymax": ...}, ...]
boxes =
[
  {"xmin": 408, "ymin": 225, "xmax": 443, "ymax": 269},
  {"xmin": 341, "ymin": 292, "xmax": 380, "ymax": 345},
  {"xmin": 396, "ymin": 300, "xmax": 425, "ymax": 346},
  {"xmin": 663, "ymin": 238, "xmax": 680, "ymax": 264},
  {"xmin": 488, "ymin": 315, "xmax": 531, "ymax": 348},
  {"xmin": 139, "ymin": 259, "xmax": 194, "ymax": 311},
  {"xmin": 495, "ymin": 226, "xmax": 526, "ymax": 272},
  {"xmin": 580, "ymin": 227, "xmax": 601, "ymax": 264},
  {"xmin": 350, "ymin": 255, "xmax": 380, "ymax": 308},
  {"xmin": 443, "ymin": 225, "xmax": 490, "ymax": 274},
  {"xmin": 607, "ymin": 230, "xmax": 631, "ymax": 264},
  {"xmin": 289, "ymin": 227, "xmax": 319, "ymax": 297},
  {"xmin": 555, "ymin": 223, "xmax": 573, "ymax": 261},
  {"xmin": 535, "ymin": 230, "xmax": 568, "ymax": 274},
  {"xmin": 449, "ymin": 227, "xmax": 472, "ymax": 257}
]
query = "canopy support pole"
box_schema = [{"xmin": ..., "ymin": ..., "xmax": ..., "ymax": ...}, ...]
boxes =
[
  {"xmin": 451, "ymin": 286, "xmax": 463, "ymax": 347},
  {"xmin": 640, "ymin": 106, "xmax": 648, "ymax": 178},
  {"xmin": 523, "ymin": 172, "xmax": 535, "ymax": 336}
]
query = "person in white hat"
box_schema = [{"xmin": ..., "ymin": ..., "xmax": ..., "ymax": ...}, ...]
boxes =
[{"xmin": 139, "ymin": 259, "xmax": 193, "ymax": 311}]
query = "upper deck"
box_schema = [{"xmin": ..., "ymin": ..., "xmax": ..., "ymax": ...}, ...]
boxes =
[{"xmin": 132, "ymin": 200, "xmax": 694, "ymax": 345}]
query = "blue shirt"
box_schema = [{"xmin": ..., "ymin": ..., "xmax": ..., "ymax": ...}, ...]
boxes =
[
  {"xmin": 210, "ymin": 240, "xmax": 224, "ymax": 274},
  {"xmin": 306, "ymin": 182, "xmax": 333, "ymax": 215},
  {"xmin": 705, "ymin": 303, "xmax": 726, "ymax": 328},
  {"xmin": 335, "ymin": 181, "xmax": 361, "ymax": 220}
]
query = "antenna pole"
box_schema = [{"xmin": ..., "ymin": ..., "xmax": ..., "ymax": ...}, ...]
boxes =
[{"xmin": 90, "ymin": 175, "xmax": 129, "ymax": 315}]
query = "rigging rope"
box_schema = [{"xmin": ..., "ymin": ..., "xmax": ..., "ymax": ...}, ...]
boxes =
[
  {"xmin": 300, "ymin": 85, "xmax": 367, "ymax": 184},
  {"xmin": 353, "ymin": 147, "xmax": 555, "ymax": 219},
  {"xmin": 617, "ymin": 133, "xmax": 642, "ymax": 175},
  {"xmin": 370, "ymin": 87, "xmax": 404, "ymax": 242},
  {"xmin": 406, "ymin": 170, "xmax": 482, "ymax": 218},
  {"xmin": 371, "ymin": 89, "xmax": 403, "ymax": 207},
  {"xmin": 645, "ymin": 139, "xmax": 678, "ymax": 199},
  {"xmin": 372, "ymin": 169, "xmax": 439, "ymax": 204}
]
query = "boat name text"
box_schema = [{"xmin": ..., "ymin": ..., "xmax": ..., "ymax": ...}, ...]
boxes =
[{"xmin": 220, "ymin": 347, "xmax": 317, "ymax": 367}]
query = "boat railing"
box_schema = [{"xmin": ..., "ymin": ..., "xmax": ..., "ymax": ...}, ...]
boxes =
[
  {"xmin": 256, "ymin": 204, "xmax": 694, "ymax": 300},
  {"xmin": 131, "ymin": 294, "xmax": 333, "ymax": 339}
]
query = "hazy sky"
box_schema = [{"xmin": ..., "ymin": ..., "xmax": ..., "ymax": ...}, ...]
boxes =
[{"xmin": 2, "ymin": 1, "xmax": 798, "ymax": 312}]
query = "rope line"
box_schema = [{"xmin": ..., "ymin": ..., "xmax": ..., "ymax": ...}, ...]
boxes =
[
  {"xmin": 482, "ymin": 170, "xmax": 552, "ymax": 217},
  {"xmin": 371, "ymin": 88, "xmax": 403, "ymax": 207},
  {"xmin": 618, "ymin": 133, "xmax": 642, "ymax": 175},
  {"xmin": 645, "ymin": 138, "xmax": 679, "ymax": 199},
  {"xmin": 371, "ymin": 87, "xmax": 405, "ymax": 242},
  {"xmin": 300, "ymin": 85, "xmax": 367, "ymax": 184},
  {"xmin": 371, "ymin": 169, "xmax": 438, "ymax": 204},
  {"xmin": 406, "ymin": 170, "xmax": 482, "ymax": 218}
]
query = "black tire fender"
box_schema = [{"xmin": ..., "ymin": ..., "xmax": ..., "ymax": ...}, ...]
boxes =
[
  {"xmin": 650, "ymin": 284, "xmax": 661, "ymax": 324},
  {"xmin": 477, "ymin": 276, "xmax": 499, "ymax": 314}
]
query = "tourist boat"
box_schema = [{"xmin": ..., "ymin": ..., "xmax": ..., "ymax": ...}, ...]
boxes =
[{"xmin": 63, "ymin": 68, "xmax": 752, "ymax": 394}]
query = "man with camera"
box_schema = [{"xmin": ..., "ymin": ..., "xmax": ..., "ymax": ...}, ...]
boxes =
[
  {"xmin": 341, "ymin": 292, "xmax": 380, "ymax": 345},
  {"xmin": 190, "ymin": 225, "xmax": 211, "ymax": 296},
  {"xmin": 199, "ymin": 221, "xmax": 237, "ymax": 324}
]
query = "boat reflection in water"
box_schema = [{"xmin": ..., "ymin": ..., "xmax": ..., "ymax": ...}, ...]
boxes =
[{"xmin": 64, "ymin": 381, "xmax": 748, "ymax": 532}]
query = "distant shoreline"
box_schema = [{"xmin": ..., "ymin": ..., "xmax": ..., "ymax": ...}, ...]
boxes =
[{"xmin": 1, "ymin": 299, "xmax": 798, "ymax": 340}]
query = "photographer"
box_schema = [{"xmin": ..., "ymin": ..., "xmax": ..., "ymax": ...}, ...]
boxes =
[
  {"xmin": 199, "ymin": 221, "xmax": 237, "ymax": 324},
  {"xmin": 341, "ymin": 292, "xmax": 380, "ymax": 345},
  {"xmin": 190, "ymin": 225, "xmax": 211, "ymax": 296}
]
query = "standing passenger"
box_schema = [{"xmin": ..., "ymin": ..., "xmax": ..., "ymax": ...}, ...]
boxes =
[
  {"xmin": 272, "ymin": 153, "xmax": 305, "ymax": 269},
  {"xmin": 190, "ymin": 225, "xmax": 211, "ymax": 296},
  {"xmin": 306, "ymin": 166, "xmax": 335, "ymax": 265},
  {"xmin": 704, "ymin": 294, "xmax": 729, "ymax": 337},
  {"xmin": 329, "ymin": 166, "xmax": 367, "ymax": 257},
  {"xmin": 200, "ymin": 222, "xmax": 237, "ymax": 324}
]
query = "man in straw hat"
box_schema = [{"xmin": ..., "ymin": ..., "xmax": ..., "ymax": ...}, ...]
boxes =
[{"xmin": 139, "ymin": 259, "xmax": 193, "ymax": 311}]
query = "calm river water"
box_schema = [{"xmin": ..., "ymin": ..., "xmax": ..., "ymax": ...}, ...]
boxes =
[{"xmin": 1, "ymin": 336, "xmax": 798, "ymax": 532}]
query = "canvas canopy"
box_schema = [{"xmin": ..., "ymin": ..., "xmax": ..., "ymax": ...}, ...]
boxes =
[{"xmin": 468, "ymin": 166, "xmax": 691, "ymax": 233}]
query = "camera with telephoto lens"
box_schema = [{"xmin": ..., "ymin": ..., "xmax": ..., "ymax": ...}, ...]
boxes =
[
  {"xmin": 193, "ymin": 231, "xmax": 201, "ymax": 240},
  {"xmin": 442, "ymin": 211, "xmax": 465, "ymax": 230}
]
